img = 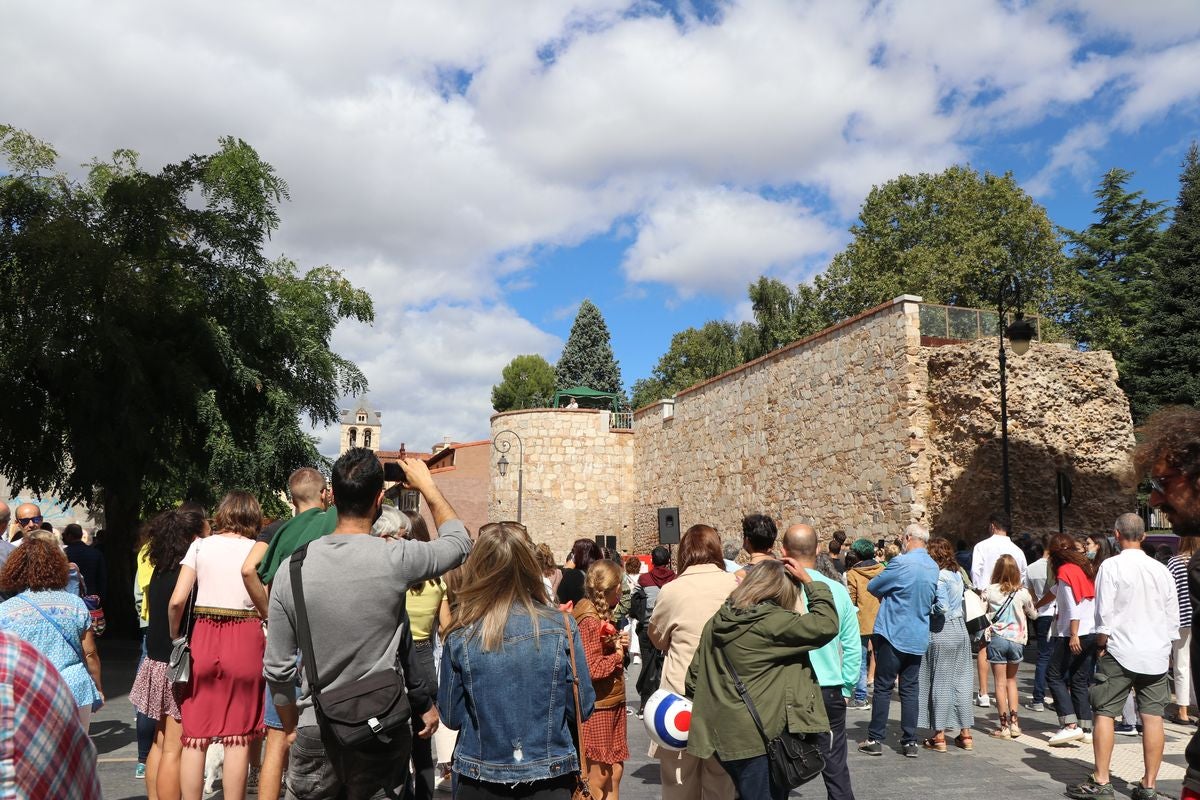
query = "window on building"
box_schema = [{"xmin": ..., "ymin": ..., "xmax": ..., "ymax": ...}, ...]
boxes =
[
  {"xmin": 348, "ymin": 428, "xmax": 357, "ymax": 448},
  {"xmin": 399, "ymin": 490, "xmax": 420, "ymax": 513},
  {"xmin": 357, "ymin": 412, "xmax": 367, "ymax": 423},
  {"xmin": 364, "ymin": 429, "xmax": 372, "ymax": 449}
]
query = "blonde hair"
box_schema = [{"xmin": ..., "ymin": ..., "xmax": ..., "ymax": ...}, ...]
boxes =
[
  {"xmin": 728, "ymin": 560, "xmax": 798, "ymax": 611},
  {"xmin": 585, "ymin": 560, "xmax": 622, "ymax": 622},
  {"xmin": 443, "ymin": 522, "xmax": 550, "ymax": 652},
  {"xmin": 883, "ymin": 542, "xmax": 900, "ymax": 561},
  {"xmin": 990, "ymin": 553, "xmax": 1023, "ymax": 594}
]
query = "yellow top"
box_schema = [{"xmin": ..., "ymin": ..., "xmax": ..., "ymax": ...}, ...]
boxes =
[
  {"xmin": 407, "ymin": 579, "xmax": 445, "ymax": 642},
  {"xmin": 135, "ymin": 542, "xmax": 154, "ymax": 622}
]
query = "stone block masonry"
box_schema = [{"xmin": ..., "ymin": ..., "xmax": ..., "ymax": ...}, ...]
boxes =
[{"xmin": 490, "ymin": 296, "xmax": 1136, "ymax": 557}]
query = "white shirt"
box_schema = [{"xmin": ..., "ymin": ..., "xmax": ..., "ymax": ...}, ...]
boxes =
[
  {"xmin": 971, "ymin": 534, "xmax": 1028, "ymax": 589},
  {"xmin": 1094, "ymin": 548, "xmax": 1180, "ymax": 675},
  {"xmin": 1025, "ymin": 558, "xmax": 1056, "ymax": 619}
]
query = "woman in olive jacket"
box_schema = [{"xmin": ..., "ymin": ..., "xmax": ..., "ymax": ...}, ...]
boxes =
[{"xmin": 685, "ymin": 558, "xmax": 839, "ymax": 800}]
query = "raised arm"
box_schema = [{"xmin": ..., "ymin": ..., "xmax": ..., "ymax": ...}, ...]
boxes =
[{"xmin": 241, "ymin": 541, "xmax": 270, "ymax": 619}]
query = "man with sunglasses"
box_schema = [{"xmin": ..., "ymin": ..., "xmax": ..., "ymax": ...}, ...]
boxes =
[{"xmin": 13, "ymin": 503, "xmax": 43, "ymax": 542}]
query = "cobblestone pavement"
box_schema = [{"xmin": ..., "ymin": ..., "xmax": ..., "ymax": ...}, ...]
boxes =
[{"xmin": 94, "ymin": 639, "xmax": 1190, "ymax": 799}]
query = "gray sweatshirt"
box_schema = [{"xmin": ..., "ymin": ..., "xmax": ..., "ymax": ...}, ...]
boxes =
[{"xmin": 264, "ymin": 520, "xmax": 471, "ymax": 729}]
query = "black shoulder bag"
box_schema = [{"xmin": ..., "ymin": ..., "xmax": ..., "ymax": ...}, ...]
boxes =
[
  {"xmin": 719, "ymin": 647, "xmax": 825, "ymax": 790},
  {"xmin": 289, "ymin": 545, "xmax": 411, "ymax": 750}
]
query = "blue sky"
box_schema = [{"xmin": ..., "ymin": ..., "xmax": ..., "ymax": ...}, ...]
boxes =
[{"xmin": 2, "ymin": 0, "xmax": 1199, "ymax": 454}]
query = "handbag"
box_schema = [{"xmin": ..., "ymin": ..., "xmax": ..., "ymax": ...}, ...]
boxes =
[
  {"xmin": 963, "ymin": 586, "xmax": 989, "ymax": 637},
  {"xmin": 76, "ymin": 573, "xmax": 106, "ymax": 636},
  {"xmin": 719, "ymin": 647, "xmax": 825, "ymax": 790},
  {"xmin": 168, "ymin": 585, "xmax": 196, "ymax": 686},
  {"xmin": 561, "ymin": 611, "xmax": 593, "ymax": 800},
  {"xmin": 290, "ymin": 545, "xmax": 411, "ymax": 751}
]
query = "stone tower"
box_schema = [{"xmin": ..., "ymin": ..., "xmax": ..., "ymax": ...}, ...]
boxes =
[{"xmin": 339, "ymin": 397, "xmax": 382, "ymax": 454}]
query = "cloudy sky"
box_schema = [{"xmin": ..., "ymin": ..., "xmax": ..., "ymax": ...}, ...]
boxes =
[{"xmin": 4, "ymin": 0, "xmax": 1199, "ymax": 455}]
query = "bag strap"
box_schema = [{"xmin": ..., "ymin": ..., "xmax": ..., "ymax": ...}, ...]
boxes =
[
  {"xmin": 18, "ymin": 594, "xmax": 85, "ymax": 662},
  {"xmin": 561, "ymin": 611, "xmax": 592, "ymax": 797},
  {"xmin": 718, "ymin": 646, "xmax": 771, "ymax": 747},
  {"xmin": 289, "ymin": 544, "xmax": 326, "ymax": 698}
]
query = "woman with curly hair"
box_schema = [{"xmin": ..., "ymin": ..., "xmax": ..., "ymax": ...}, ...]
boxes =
[
  {"xmin": 130, "ymin": 507, "xmax": 206, "ymax": 800},
  {"xmin": 168, "ymin": 491, "xmax": 266, "ymax": 800},
  {"xmin": 575, "ymin": 559, "xmax": 630, "ymax": 800},
  {"xmin": 0, "ymin": 536, "xmax": 104, "ymax": 730}
]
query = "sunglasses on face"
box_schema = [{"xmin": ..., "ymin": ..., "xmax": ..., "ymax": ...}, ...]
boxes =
[
  {"xmin": 1149, "ymin": 473, "xmax": 1181, "ymax": 494},
  {"xmin": 17, "ymin": 515, "xmax": 43, "ymax": 526}
]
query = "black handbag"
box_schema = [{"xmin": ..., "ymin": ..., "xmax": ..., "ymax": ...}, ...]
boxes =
[
  {"xmin": 290, "ymin": 545, "xmax": 411, "ymax": 751},
  {"xmin": 168, "ymin": 585, "xmax": 196, "ymax": 686},
  {"xmin": 719, "ymin": 648, "xmax": 825, "ymax": 790}
]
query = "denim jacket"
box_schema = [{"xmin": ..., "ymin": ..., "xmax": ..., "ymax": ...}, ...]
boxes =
[{"xmin": 439, "ymin": 604, "xmax": 596, "ymax": 783}]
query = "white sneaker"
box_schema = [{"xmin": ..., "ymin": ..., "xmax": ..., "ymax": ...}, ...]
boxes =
[
  {"xmin": 976, "ymin": 694, "xmax": 991, "ymax": 708},
  {"xmin": 1048, "ymin": 727, "xmax": 1084, "ymax": 746},
  {"xmin": 1081, "ymin": 731, "xmax": 1093, "ymax": 744},
  {"xmin": 633, "ymin": 655, "xmax": 642, "ymax": 665}
]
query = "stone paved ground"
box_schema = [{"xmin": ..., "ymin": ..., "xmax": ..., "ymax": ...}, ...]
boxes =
[{"xmin": 94, "ymin": 639, "xmax": 1190, "ymax": 800}]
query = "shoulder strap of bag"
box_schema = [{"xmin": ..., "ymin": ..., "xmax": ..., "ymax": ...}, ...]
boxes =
[
  {"xmin": 18, "ymin": 594, "xmax": 85, "ymax": 662},
  {"xmin": 290, "ymin": 544, "xmax": 326, "ymax": 698},
  {"xmin": 562, "ymin": 611, "xmax": 592, "ymax": 796},
  {"xmin": 990, "ymin": 590, "xmax": 1018, "ymax": 624},
  {"xmin": 719, "ymin": 645, "xmax": 771, "ymax": 747}
]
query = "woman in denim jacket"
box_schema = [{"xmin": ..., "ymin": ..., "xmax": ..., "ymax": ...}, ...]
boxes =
[{"xmin": 440, "ymin": 523, "xmax": 596, "ymax": 799}]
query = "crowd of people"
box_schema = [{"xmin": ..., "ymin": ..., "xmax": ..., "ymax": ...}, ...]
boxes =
[{"xmin": 5, "ymin": 405, "xmax": 1200, "ymax": 799}]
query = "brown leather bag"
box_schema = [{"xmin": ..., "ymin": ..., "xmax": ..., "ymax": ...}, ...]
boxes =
[{"xmin": 563, "ymin": 611, "xmax": 593, "ymax": 800}]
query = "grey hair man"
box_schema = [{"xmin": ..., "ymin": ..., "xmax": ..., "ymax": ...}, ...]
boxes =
[
  {"xmin": 782, "ymin": 524, "xmax": 860, "ymax": 800},
  {"xmin": 1066, "ymin": 513, "xmax": 1178, "ymax": 800},
  {"xmin": 721, "ymin": 541, "xmax": 740, "ymax": 573}
]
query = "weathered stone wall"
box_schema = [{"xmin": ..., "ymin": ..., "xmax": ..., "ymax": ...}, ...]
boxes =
[
  {"xmin": 922, "ymin": 339, "xmax": 1135, "ymax": 543},
  {"xmin": 489, "ymin": 408, "xmax": 635, "ymax": 560},
  {"xmin": 631, "ymin": 297, "xmax": 927, "ymax": 553}
]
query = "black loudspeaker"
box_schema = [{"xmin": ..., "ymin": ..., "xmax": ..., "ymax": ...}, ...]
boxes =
[
  {"xmin": 594, "ymin": 535, "xmax": 616, "ymax": 551},
  {"xmin": 658, "ymin": 507, "xmax": 680, "ymax": 544}
]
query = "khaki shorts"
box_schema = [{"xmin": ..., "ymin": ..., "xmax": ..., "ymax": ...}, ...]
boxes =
[{"xmin": 1088, "ymin": 652, "xmax": 1170, "ymax": 719}]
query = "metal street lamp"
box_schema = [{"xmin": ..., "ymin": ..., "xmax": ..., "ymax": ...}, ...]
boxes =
[
  {"xmin": 998, "ymin": 274, "xmax": 1035, "ymax": 517},
  {"xmin": 492, "ymin": 429, "xmax": 524, "ymax": 523}
]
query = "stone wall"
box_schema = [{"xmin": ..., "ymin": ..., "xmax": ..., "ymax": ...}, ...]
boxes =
[
  {"xmin": 922, "ymin": 339, "xmax": 1135, "ymax": 542},
  {"xmin": 489, "ymin": 408, "xmax": 635, "ymax": 560},
  {"xmin": 631, "ymin": 296, "xmax": 927, "ymax": 553}
]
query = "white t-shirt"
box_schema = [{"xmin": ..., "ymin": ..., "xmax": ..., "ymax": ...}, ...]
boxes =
[
  {"xmin": 971, "ymin": 535, "xmax": 1028, "ymax": 589},
  {"xmin": 181, "ymin": 534, "xmax": 257, "ymax": 611},
  {"xmin": 1024, "ymin": 558, "xmax": 1057, "ymax": 619}
]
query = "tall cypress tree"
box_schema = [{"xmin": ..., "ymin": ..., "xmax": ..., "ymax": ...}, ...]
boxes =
[
  {"xmin": 1065, "ymin": 168, "xmax": 1166, "ymax": 375},
  {"xmin": 555, "ymin": 299, "xmax": 623, "ymax": 395},
  {"xmin": 1126, "ymin": 143, "xmax": 1200, "ymax": 421}
]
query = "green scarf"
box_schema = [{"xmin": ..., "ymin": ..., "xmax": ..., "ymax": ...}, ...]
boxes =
[{"xmin": 256, "ymin": 506, "xmax": 337, "ymax": 585}]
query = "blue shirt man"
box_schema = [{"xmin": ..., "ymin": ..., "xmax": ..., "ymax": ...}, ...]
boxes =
[{"xmin": 859, "ymin": 525, "xmax": 939, "ymax": 758}]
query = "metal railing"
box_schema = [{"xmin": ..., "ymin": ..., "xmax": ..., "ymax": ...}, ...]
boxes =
[{"xmin": 918, "ymin": 302, "xmax": 1044, "ymax": 343}]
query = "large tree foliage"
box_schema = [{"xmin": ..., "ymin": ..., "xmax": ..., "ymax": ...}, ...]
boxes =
[
  {"xmin": 1063, "ymin": 168, "xmax": 1166, "ymax": 373},
  {"xmin": 555, "ymin": 299, "xmax": 623, "ymax": 394},
  {"xmin": 0, "ymin": 126, "xmax": 373, "ymax": 628},
  {"xmin": 1126, "ymin": 144, "xmax": 1200, "ymax": 421},
  {"xmin": 630, "ymin": 320, "xmax": 754, "ymax": 409},
  {"xmin": 803, "ymin": 165, "xmax": 1075, "ymax": 332},
  {"xmin": 491, "ymin": 354, "xmax": 556, "ymax": 411}
]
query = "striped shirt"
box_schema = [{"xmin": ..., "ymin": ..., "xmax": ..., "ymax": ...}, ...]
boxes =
[{"xmin": 1169, "ymin": 553, "xmax": 1194, "ymax": 626}]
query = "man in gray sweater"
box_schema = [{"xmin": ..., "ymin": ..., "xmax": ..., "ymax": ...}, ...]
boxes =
[{"xmin": 265, "ymin": 448, "xmax": 472, "ymax": 798}]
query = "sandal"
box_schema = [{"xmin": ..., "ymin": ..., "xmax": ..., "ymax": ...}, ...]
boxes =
[
  {"xmin": 922, "ymin": 737, "xmax": 947, "ymax": 752},
  {"xmin": 954, "ymin": 733, "xmax": 974, "ymax": 750}
]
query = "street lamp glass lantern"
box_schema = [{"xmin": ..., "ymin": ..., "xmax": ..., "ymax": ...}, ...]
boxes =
[
  {"xmin": 497, "ymin": 454, "xmax": 509, "ymax": 477},
  {"xmin": 1006, "ymin": 314, "xmax": 1035, "ymax": 356}
]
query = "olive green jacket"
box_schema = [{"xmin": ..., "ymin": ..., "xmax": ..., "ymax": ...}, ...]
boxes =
[{"xmin": 684, "ymin": 582, "xmax": 838, "ymax": 761}]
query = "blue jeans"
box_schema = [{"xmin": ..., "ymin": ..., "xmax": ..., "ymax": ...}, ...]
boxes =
[
  {"xmin": 867, "ymin": 634, "xmax": 923, "ymax": 745},
  {"xmin": 1031, "ymin": 617, "xmax": 1054, "ymax": 703},
  {"xmin": 854, "ymin": 636, "xmax": 870, "ymax": 702},
  {"xmin": 718, "ymin": 753, "xmax": 790, "ymax": 800}
]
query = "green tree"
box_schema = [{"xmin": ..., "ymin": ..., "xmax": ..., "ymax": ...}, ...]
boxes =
[
  {"xmin": 1126, "ymin": 143, "xmax": 1200, "ymax": 421},
  {"xmin": 491, "ymin": 354, "xmax": 556, "ymax": 411},
  {"xmin": 0, "ymin": 126, "xmax": 373, "ymax": 630},
  {"xmin": 555, "ymin": 299, "xmax": 623, "ymax": 394},
  {"xmin": 815, "ymin": 165, "xmax": 1074, "ymax": 323},
  {"xmin": 630, "ymin": 320, "xmax": 751, "ymax": 408},
  {"xmin": 1063, "ymin": 168, "xmax": 1166, "ymax": 372}
]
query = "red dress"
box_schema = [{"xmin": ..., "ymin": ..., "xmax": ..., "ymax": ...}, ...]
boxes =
[{"xmin": 578, "ymin": 615, "xmax": 629, "ymax": 764}]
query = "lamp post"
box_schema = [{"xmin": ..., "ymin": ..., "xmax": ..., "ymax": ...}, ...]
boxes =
[
  {"xmin": 493, "ymin": 429, "xmax": 525, "ymax": 523},
  {"xmin": 998, "ymin": 275, "xmax": 1036, "ymax": 517}
]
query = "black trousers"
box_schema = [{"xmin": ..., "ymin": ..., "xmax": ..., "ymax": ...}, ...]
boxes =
[{"xmin": 819, "ymin": 686, "xmax": 856, "ymax": 800}]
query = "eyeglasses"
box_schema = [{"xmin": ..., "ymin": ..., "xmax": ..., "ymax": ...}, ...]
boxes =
[
  {"xmin": 16, "ymin": 515, "xmax": 43, "ymax": 526},
  {"xmin": 1149, "ymin": 473, "xmax": 1180, "ymax": 494}
]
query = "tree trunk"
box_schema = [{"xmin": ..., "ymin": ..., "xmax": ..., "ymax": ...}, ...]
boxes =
[{"xmin": 100, "ymin": 490, "xmax": 143, "ymax": 638}]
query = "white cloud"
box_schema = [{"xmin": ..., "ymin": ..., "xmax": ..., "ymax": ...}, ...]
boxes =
[
  {"xmin": 1054, "ymin": 0, "xmax": 1200, "ymax": 48},
  {"xmin": 1025, "ymin": 121, "xmax": 1111, "ymax": 197},
  {"xmin": 622, "ymin": 187, "xmax": 842, "ymax": 297}
]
